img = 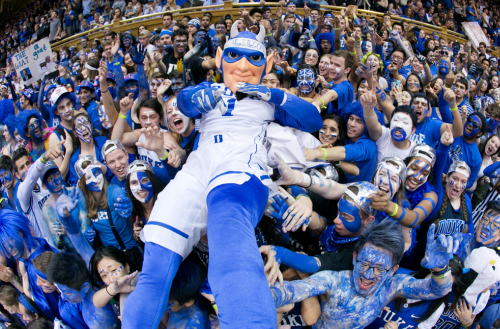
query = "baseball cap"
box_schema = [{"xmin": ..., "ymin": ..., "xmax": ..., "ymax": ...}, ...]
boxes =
[
  {"xmin": 101, "ymin": 139, "xmax": 126, "ymax": 160},
  {"xmin": 41, "ymin": 160, "xmax": 59, "ymax": 182},
  {"xmin": 139, "ymin": 30, "xmax": 151, "ymax": 38}
]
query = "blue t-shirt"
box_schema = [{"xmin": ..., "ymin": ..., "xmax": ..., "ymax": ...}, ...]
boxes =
[
  {"xmin": 444, "ymin": 136, "xmax": 482, "ymax": 189},
  {"xmin": 92, "ymin": 185, "xmax": 138, "ymax": 250},
  {"xmin": 410, "ymin": 118, "xmax": 443, "ymax": 147},
  {"xmin": 110, "ymin": 176, "xmax": 126, "ymax": 190},
  {"xmin": 365, "ymin": 298, "xmax": 434, "ymax": 329},
  {"xmin": 64, "ymin": 11, "xmax": 74, "ymax": 26},
  {"xmin": 466, "ymin": 6, "xmax": 476, "ymax": 21},
  {"xmin": 343, "ymin": 135, "xmax": 377, "ymax": 183},
  {"xmin": 326, "ymin": 80, "xmax": 354, "ymax": 115}
]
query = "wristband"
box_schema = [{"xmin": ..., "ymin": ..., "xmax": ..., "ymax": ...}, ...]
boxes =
[
  {"xmin": 431, "ymin": 264, "xmax": 450, "ymax": 275},
  {"xmin": 40, "ymin": 154, "xmax": 47, "ymax": 164},
  {"xmin": 309, "ymin": 39, "xmax": 315, "ymax": 42},
  {"xmin": 160, "ymin": 151, "xmax": 169, "ymax": 160},
  {"xmin": 349, "ymin": 51, "xmax": 356, "ymax": 55},
  {"xmin": 106, "ymin": 286, "xmax": 116, "ymax": 297},
  {"xmin": 211, "ymin": 301, "xmax": 218, "ymax": 312},
  {"xmin": 321, "ymin": 148, "xmax": 327, "ymax": 160},
  {"xmin": 101, "ymin": 89, "xmax": 109, "ymax": 93},
  {"xmin": 118, "ymin": 113, "xmax": 127, "ymax": 119},
  {"xmin": 389, "ymin": 204, "xmax": 398, "ymax": 217},
  {"xmin": 450, "ymin": 106, "xmax": 458, "ymax": 111},
  {"xmin": 295, "ymin": 194, "xmax": 310, "ymax": 200},
  {"xmin": 266, "ymin": 33, "xmax": 272, "ymax": 37}
]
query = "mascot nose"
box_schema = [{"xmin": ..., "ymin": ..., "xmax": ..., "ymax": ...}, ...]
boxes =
[{"xmin": 238, "ymin": 57, "xmax": 251, "ymax": 72}]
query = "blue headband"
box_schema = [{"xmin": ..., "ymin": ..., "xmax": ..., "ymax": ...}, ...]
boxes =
[{"xmin": 18, "ymin": 294, "xmax": 38, "ymax": 315}]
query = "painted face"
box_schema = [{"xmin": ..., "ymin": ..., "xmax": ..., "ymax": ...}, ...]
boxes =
[
  {"xmin": 338, "ymin": 198, "xmax": 363, "ymax": 234},
  {"xmin": 130, "ymin": 171, "xmax": 153, "ymax": 203},
  {"xmin": 28, "ymin": 117, "xmax": 42, "ymax": 140},
  {"xmin": 365, "ymin": 55, "xmax": 380, "ymax": 73},
  {"xmin": 125, "ymin": 81, "xmax": 139, "ymax": 100},
  {"xmin": 98, "ymin": 106, "xmax": 112, "ymax": 130},
  {"xmin": 412, "ymin": 97, "xmax": 428, "ymax": 123},
  {"xmin": 35, "ymin": 274, "xmax": 57, "ymax": 293},
  {"xmin": 167, "ymin": 100, "xmax": 190, "ymax": 134},
  {"xmin": 123, "ymin": 37, "xmax": 132, "ymax": 48},
  {"xmin": 98, "ymin": 257, "xmax": 128, "ymax": 286},
  {"xmin": 487, "ymin": 117, "xmax": 499, "ymax": 134},
  {"xmin": 361, "ymin": 41, "xmax": 372, "ymax": 55},
  {"xmin": 2, "ymin": 236, "xmax": 24, "ymax": 260},
  {"xmin": 0, "ymin": 169, "xmax": 13, "ymax": 189},
  {"xmin": 171, "ymin": 78, "xmax": 185, "ymax": 95},
  {"xmin": 298, "ymin": 34, "xmax": 309, "ymax": 49},
  {"xmin": 439, "ymin": 60, "xmax": 450, "ymax": 74},
  {"xmin": 283, "ymin": 48, "xmax": 289, "ymax": 61},
  {"xmin": 353, "ymin": 243, "xmax": 393, "ymax": 296},
  {"xmin": 261, "ymin": 74, "xmax": 279, "ymax": 89},
  {"xmin": 193, "ymin": 31, "xmax": 208, "ymax": 48},
  {"xmin": 75, "ymin": 116, "xmax": 92, "ymax": 143},
  {"xmin": 382, "ymin": 42, "xmax": 393, "ymax": 59},
  {"xmin": 319, "ymin": 118, "xmax": 338, "ymax": 145},
  {"xmin": 56, "ymin": 283, "xmax": 87, "ymax": 303},
  {"xmin": 57, "ymin": 98, "xmax": 74, "ymax": 122},
  {"xmin": 463, "ymin": 114, "xmax": 482, "ymax": 138},
  {"xmin": 149, "ymin": 78, "xmax": 164, "ymax": 98},
  {"xmin": 375, "ymin": 163, "xmax": 401, "ymax": 200},
  {"xmin": 211, "ymin": 36, "xmax": 221, "ymax": 50},
  {"xmin": 139, "ymin": 108, "xmax": 159, "ymax": 128},
  {"xmin": 390, "ymin": 112, "xmax": 412, "ymax": 141},
  {"xmin": 85, "ymin": 165, "xmax": 104, "ymax": 192},
  {"xmin": 407, "ymin": 76, "xmax": 420, "ymax": 92},
  {"xmin": 477, "ymin": 210, "xmax": 500, "ymax": 247},
  {"xmin": 405, "ymin": 157, "xmax": 431, "ymax": 191},
  {"xmin": 297, "ymin": 68, "xmax": 316, "ymax": 95},
  {"xmin": 173, "ymin": 36, "xmax": 187, "ymax": 54},
  {"xmin": 447, "ymin": 171, "xmax": 468, "ymax": 201},
  {"xmin": 44, "ymin": 169, "xmax": 64, "ymax": 194}
]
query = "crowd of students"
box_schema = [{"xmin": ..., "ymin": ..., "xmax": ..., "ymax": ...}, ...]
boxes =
[{"xmin": 1, "ymin": 0, "xmax": 500, "ymax": 328}]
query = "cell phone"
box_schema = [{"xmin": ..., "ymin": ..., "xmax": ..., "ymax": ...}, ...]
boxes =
[
  {"xmin": 45, "ymin": 70, "xmax": 59, "ymax": 80},
  {"xmin": 392, "ymin": 80, "xmax": 401, "ymax": 93},
  {"xmin": 476, "ymin": 66, "xmax": 485, "ymax": 77}
]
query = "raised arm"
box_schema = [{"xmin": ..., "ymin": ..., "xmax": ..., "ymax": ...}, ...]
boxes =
[
  {"xmin": 361, "ymin": 78, "xmax": 383, "ymax": 141},
  {"xmin": 111, "ymin": 94, "xmax": 140, "ymax": 147}
]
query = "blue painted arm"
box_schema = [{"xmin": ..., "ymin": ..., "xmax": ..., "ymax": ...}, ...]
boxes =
[
  {"xmin": 485, "ymin": 162, "xmax": 500, "ymax": 180},
  {"xmin": 415, "ymin": 32, "xmax": 424, "ymax": 53},
  {"xmin": 433, "ymin": 142, "xmax": 450, "ymax": 194},
  {"xmin": 394, "ymin": 273, "xmax": 452, "ymax": 300},
  {"xmin": 270, "ymin": 271, "xmax": 337, "ymax": 308},
  {"xmin": 274, "ymin": 92, "xmax": 323, "ymax": 133},
  {"xmin": 112, "ymin": 61, "xmax": 126, "ymax": 100},
  {"xmin": 437, "ymin": 89, "xmax": 453, "ymax": 124},
  {"xmin": 267, "ymin": 35, "xmax": 278, "ymax": 48},
  {"xmin": 374, "ymin": 44, "xmax": 383, "ymax": 58},
  {"xmin": 289, "ymin": 31, "xmax": 300, "ymax": 48},
  {"xmin": 177, "ymin": 83, "xmax": 209, "ymax": 119},
  {"xmin": 39, "ymin": 102, "xmax": 50, "ymax": 123},
  {"xmin": 37, "ymin": 77, "xmax": 47, "ymax": 110},
  {"xmin": 465, "ymin": 195, "xmax": 474, "ymax": 235},
  {"xmin": 137, "ymin": 64, "xmax": 150, "ymax": 98},
  {"xmin": 273, "ymin": 246, "xmax": 320, "ymax": 273},
  {"xmin": 6, "ymin": 77, "xmax": 17, "ymax": 102}
]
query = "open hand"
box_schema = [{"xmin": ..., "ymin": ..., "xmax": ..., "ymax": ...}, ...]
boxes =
[
  {"xmin": 191, "ymin": 86, "xmax": 227, "ymax": 115},
  {"xmin": 85, "ymin": 228, "xmax": 96, "ymax": 243},
  {"xmin": 271, "ymin": 152, "xmax": 301, "ymax": 186},
  {"xmin": 56, "ymin": 187, "xmax": 78, "ymax": 218},
  {"xmin": 421, "ymin": 223, "xmax": 459, "ymax": 270},
  {"xmin": 132, "ymin": 44, "xmax": 147, "ymax": 65},
  {"xmin": 135, "ymin": 126, "xmax": 166, "ymax": 157},
  {"xmin": 108, "ymin": 271, "xmax": 139, "ymax": 295},
  {"xmin": 114, "ymin": 194, "xmax": 132, "ymax": 218}
]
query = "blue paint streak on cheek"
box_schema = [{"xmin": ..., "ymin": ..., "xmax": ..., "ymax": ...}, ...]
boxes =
[
  {"xmin": 387, "ymin": 169, "xmax": 393, "ymax": 199},
  {"xmin": 339, "ymin": 199, "xmax": 363, "ymax": 233}
]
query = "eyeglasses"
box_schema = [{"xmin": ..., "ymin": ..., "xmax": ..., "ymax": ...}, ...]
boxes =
[
  {"xmin": 75, "ymin": 120, "xmax": 90, "ymax": 130},
  {"xmin": 391, "ymin": 56, "xmax": 404, "ymax": 61},
  {"xmin": 481, "ymin": 217, "xmax": 500, "ymax": 231},
  {"xmin": 305, "ymin": 54, "xmax": 319, "ymax": 59},
  {"xmin": 355, "ymin": 259, "xmax": 390, "ymax": 277},
  {"xmin": 466, "ymin": 116, "xmax": 481, "ymax": 129}
]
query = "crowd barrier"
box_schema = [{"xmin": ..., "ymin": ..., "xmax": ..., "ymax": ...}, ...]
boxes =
[{"xmin": 51, "ymin": 2, "xmax": 500, "ymax": 58}]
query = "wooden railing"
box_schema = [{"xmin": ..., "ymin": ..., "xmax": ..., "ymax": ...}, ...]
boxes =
[{"xmin": 51, "ymin": 2, "xmax": 498, "ymax": 57}]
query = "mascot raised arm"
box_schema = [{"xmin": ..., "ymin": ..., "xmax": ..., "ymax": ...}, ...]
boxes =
[{"xmin": 122, "ymin": 24, "xmax": 323, "ymax": 328}]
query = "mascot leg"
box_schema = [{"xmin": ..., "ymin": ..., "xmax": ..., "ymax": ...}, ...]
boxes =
[
  {"xmin": 122, "ymin": 242, "xmax": 182, "ymax": 329},
  {"xmin": 207, "ymin": 176, "xmax": 276, "ymax": 328}
]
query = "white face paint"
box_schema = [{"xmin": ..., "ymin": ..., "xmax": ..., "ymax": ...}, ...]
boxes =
[
  {"xmin": 405, "ymin": 158, "xmax": 431, "ymax": 191},
  {"xmin": 142, "ymin": 111, "xmax": 157, "ymax": 127},
  {"xmin": 390, "ymin": 112, "xmax": 413, "ymax": 141},
  {"xmin": 335, "ymin": 67, "xmax": 341, "ymax": 75},
  {"xmin": 374, "ymin": 163, "xmax": 401, "ymax": 200},
  {"xmin": 85, "ymin": 165, "xmax": 104, "ymax": 192}
]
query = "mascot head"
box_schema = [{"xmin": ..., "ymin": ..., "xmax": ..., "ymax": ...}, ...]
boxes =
[{"xmin": 216, "ymin": 24, "xmax": 273, "ymax": 93}]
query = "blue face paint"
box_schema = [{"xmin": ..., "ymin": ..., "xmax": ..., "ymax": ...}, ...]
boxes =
[
  {"xmin": 28, "ymin": 118, "xmax": 42, "ymax": 140},
  {"xmin": 193, "ymin": 31, "xmax": 207, "ymax": 48},
  {"xmin": 85, "ymin": 166, "xmax": 104, "ymax": 192},
  {"xmin": 56, "ymin": 283, "xmax": 87, "ymax": 303},
  {"xmin": 211, "ymin": 36, "xmax": 221, "ymax": 50},
  {"xmin": 464, "ymin": 115, "xmax": 481, "ymax": 137},
  {"xmin": 44, "ymin": 169, "xmax": 64, "ymax": 194},
  {"xmin": 338, "ymin": 198, "xmax": 363, "ymax": 233},
  {"xmin": 123, "ymin": 38, "xmax": 132, "ymax": 48},
  {"xmin": 130, "ymin": 171, "xmax": 153, "ymax": 203},
  {"xmin": 352, "ymin": 243, "xmax": 393, "ymax": 296},
  {"xmin": 1, "ymin": 235, "xmax": 24, "ymax": 260},
  {"xmin": 170, "ymin": 78, "xmax": 185, "ymax": 95},
  {"xmin": 0, "ymin": 169, "xmax": 13, "ymax": 187},
  {"xmin": 125, "ymin": 81, "xmax": 139, "ymax": 100},
  {"xmin": 479, "ymin": 213, "xmax": 500, "ymax": 246},
  {"xmin": 283, "ymin": 48, "xmax": 289, "ymax": 61},
  {"xmin": 487, "ymin": 117, "xmax": 498, "ymax": 133},
  {"xmin": 74, "ymin": 116, "xmax": 92, "ymax": 143},
  {"xmin": 297, "ymin": 68, "xmax": 316, "ymax": 95},
  {"xmin": 439, "ymin": 60, "xmax": 449, "ymax": 74}
]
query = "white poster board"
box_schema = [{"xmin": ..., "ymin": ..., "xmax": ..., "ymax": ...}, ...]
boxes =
[
  {"xmin": 462, "ymin": 21, "xmax": 490, "ymax": 49},
  {"xmin": 11, "ymin": 38, "xmax": 56, "ymax": 86}
]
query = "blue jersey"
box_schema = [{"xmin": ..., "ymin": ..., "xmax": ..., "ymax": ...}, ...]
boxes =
[
  {"xmin": 366, "ymin": 299, "xmax": 438, "ymax": 329},
  {"xmin": 444, "ymin": 136, "xmax": 482, "ymax": 189},
  {"xmin": 410, "ymin": 118, "xmax": 443, "ymax": 147},
  {"xmin": 326, "ymin": 80, "xmax": 354, "ymax": 115},
  {"xmin": 343, "ymin": 135, "xmax": 377, "ymax": 183}
]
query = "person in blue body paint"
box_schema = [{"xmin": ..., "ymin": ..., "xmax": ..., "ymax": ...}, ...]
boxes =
[
  {"xmin": 270, "ymin": 218, "xmax": 459, "ymax": 329},
  {"xmin": 303, "ymin": 101, "xmax": 377, "ymax": 183},
  {"xmin": 0, "ymin": 209, "xmax": 60, "ymax": 321},
  {"xmin": 46, "ymin": 253, "xmax": 120, "ymax": 329},
  {"xmin": 0, "ymin": 156, "xmax": 18, "ymax": 210},
  {"xmin": 122, "ymin": 25, "xmax": 323, "ymax": 329},
  {"xmin": 16, "ymin": 109, "xmax": 53, "ymax": 162},
  {"xmin": 73, "ymin": 155, "xmax": 141, "ymax": 270},
  {"xmin": 443, "ymin": 111, "xmax": 485, "ymax": 190},
  {"xmin": 32, "ymin": 251, "xmax": 89, "ymax": 329}
]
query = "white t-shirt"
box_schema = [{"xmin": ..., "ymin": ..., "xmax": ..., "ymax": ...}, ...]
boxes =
[{"xmin": 375, "ymin": 126, "xmax": 416, "ymax": 164}]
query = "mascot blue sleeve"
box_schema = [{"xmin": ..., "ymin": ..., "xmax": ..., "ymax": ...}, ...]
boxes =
[
  {"xmin": 273, "ymin": 91, "xmax": 323, "ymax": 132},
  {"xmin": 177, "ymin": 82, "xmax": 211, "ymax": 119}
]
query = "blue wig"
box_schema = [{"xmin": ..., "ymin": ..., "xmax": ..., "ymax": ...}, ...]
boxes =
[
  {"xmin": 0, "ymin": 209, "xmax": 38, "ymax": 259},
  {"xmin": 3, "ymin": 115, "xmax": 17, "ymax": 139},
  {"xmin": 315, "ymin": 33, "xmax": 336, "ymax": 55},
  {"xmin": 16, "ymin": 109, "xmax": 43, "ymax": 141},
  {"xmin": 0, "ymin": 99, "xmax": 15, "ymax": 125},
  {"xmin": 342, "ymin": 101, "xmax": 368, "ymax": 136},
  {"xmin": 51, "ymin": 91, "xmax": 76, "ymax": 114}
]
